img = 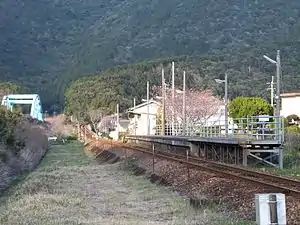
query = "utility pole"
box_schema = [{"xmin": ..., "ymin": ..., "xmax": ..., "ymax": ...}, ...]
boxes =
[
  {"xmin": 182, "ymin": 71, "xmax": 186, "ymax": 135},
  {"xmin": 267, "ymin": 76, "xmax": 276, "ymax": 110},
  {"xmin": 276, "ymin": 50, "xmax": 283, "ymax": 169},
  {"xmin": 161, "ymin": 68, "xmax": 166, "ymax": 135},
  {"xmin": 276, "ymin": 50, "xmax": 281, "ymax": 120},
  {"xmin": 116, "ymin": 103, "xmax": 119, "ymax": 140},
  {"xmin": 147, "ymin": 81, "xmax": 150, "ymax": 135},
  {"xmin": 133, "ymin": 97, "xmax": 136, "ymax": 136},
  {"xmin": 270, "ymin": 76, "xmax": 274, "ymax": 107},
  {"xmin": 171, "ymin": 61, "xmax": 175, "ymax": 135},
  {"xmin": 224, "ymin": 73, "xmax": 228, "ymax": 136}
]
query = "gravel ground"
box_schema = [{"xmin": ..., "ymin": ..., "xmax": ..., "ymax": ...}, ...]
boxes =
[
  {"xmin": 87, "ymin": 142, "xmax": 300, "ymax": 225},
  {"xmin": 0, "ymin": 141, "xmax": 243, "ymax": 225},
  {"xmin": 134, "ymin": 152, "xmax": 300, "ymax": 224}
]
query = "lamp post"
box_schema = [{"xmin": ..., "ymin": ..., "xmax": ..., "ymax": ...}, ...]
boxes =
[
  {"xmin": 215, "ymin": 73, "xmax": 228, "ymax": 136},
  {"xmin": 263, "ymin": 50, "xmax": 283, "ymax": 169},
  {"xmin": 263, "ymin": 50, "xmax": 281, "ymax": 119}
]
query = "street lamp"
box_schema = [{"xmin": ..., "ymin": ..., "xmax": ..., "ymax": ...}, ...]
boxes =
[
  {"xmin": 263, "ymin": 50, "xmax": 281, "ymax": 119},
  {"xmin": 263, "ymin": 50, "xmax": 283, "ymax": 169},
  {"xmin": 215, "ymin": 73, "xmax": 228, "ymax": 136}
]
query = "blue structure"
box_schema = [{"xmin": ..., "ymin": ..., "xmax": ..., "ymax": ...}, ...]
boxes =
[{"xmin": 1, "ymin": 94, "xmax": 44, "ymax": 121}]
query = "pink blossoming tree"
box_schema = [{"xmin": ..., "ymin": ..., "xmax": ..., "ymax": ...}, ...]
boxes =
[{"xmin": 153, "ymin": 86, "xmax": 223, "ymax": 126}]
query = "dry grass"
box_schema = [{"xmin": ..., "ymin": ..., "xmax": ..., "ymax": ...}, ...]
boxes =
[{"xmin": 0, "ymin": 142, "xmax": 247, "ymax": 225}]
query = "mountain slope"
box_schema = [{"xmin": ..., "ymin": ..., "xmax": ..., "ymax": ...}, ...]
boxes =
[
  {"xmin": 64, "ymin": 52, "xmax": 300, "ymax": 118},
  {"xmin": 1, "ymin": 0, "xmax": 300, "ymax": 109}
]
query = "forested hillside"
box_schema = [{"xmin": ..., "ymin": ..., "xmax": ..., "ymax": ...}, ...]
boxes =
[
  {"xmin": 1, "ymin": 0, "xmax": 300, "ymax": 110},
  {"xmin": 65, "ymin": 52, "xmax": 300, "ymax": 118}
]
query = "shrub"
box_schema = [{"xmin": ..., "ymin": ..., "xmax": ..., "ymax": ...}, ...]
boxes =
[
  {"xmin": 66, "ymin": 135, "xmax": 77, "ymax": 141},
  {"xmin": 100, "ymin": 132, "xmax": 113, "ymax": 139},
  {"xmin": 0, "ymin": 108, "xmax": 22, "ymax": 151},
  {"xmin": 287, "ymin": 114, "xmax": 300, "ymax": 124},
  {"xmin": 285, "ymin": 133, "xmax": 300, "ymax": 152},
  {"xmin": 285, "ymin": 125, "xmax": 300, "ymax": 134}
]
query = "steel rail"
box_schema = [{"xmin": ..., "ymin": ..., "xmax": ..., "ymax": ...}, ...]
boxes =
[
  {"xmin": 122, "ymin": 143, "xmax": 300, "ymax": 196},
  {"xmin": 157, "ymin": 147, "xmax": 300, "ymax": 188},
  {"xmin": 80, "ymin": 127, "xmax": 300, "ymax": 195}
]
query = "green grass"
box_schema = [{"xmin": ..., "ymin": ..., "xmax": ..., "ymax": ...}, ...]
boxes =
[
  {"xmin": 252, "ymin": 150, "xmax": 300, "ymax": 180},
  {"xmin": 264, "ymin": 165, "xmax": 300, "ymax": 179},
  {"xmin": 0, "ymin": 141, "xmax": 254, "ymax": 224}
]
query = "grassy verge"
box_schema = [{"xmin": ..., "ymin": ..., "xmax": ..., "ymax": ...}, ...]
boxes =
[
  {"xmin": 252, "ymin": 151, "xmax": 300, "ymax": 179},
  {"xmin": 0, "ymin": 141, "xmax": 253, "ymax": 225}
]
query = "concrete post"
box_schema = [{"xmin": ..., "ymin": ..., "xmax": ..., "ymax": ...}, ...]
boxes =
[
  {"xmin": 243, "ymin": 149, "xmax": 248, "ymax": 167},
  {"xmin": 255, "ymin": 193, "xmax": 286, "ymax": 225},
  {"xmin": 189, "ymin": 142, "xmax": 199, "ymax": 157}
]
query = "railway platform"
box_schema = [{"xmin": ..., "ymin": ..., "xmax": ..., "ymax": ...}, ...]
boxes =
[{"xmin": 126, "ymin": 116, "xmax": 285, "ymax": 168}]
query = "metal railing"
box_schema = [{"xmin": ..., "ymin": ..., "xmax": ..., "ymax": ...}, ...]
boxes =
[{"xmin": 154, "ymin": 116, "xmax": 284, "ymax": 143}]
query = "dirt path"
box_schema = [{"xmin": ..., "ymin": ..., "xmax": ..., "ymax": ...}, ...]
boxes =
[{"xmin": 0, "ymin": 142, "xmax": 238, "ymax": 225}]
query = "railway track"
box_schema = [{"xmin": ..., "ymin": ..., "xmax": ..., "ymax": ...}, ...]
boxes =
[
  {"xmin": 80, "ymin": 127, "xmax": 300, "ymax": 196},
  {"xmin": 122, "ymin": 143, "xmax": 300, "ymax": 196}
]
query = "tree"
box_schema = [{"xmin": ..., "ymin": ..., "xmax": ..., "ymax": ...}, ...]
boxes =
[
  {"xmin": 228, "ymin": 97, "xmax": 273, "ymax": 119},
  {"xmin": 87, "ymin": 107, "xmax": 111, "ymax": 134},
  {"xmin": 286, "ymin": 125, "xmax": 300, "ymax": 134},
  {"xmin": 287, "ymin": 114, "xmax": 300, "ymax": 125},
  {"xmin": 0, "ymin": 82, "xmax": 24, "ymax": 100},
  {"xmin": 0, "ymin": 108, "xmax": 22, "ymax": 150},
  {"xmin": 64, "ymin": 75, "xmax": 132, "ymax": 120},
  {"xmin": 97, "ymin": 115, "xmax": 117, "ymax": 134},
  {"xmin": 153, "ymin": 86, "xmax": 222, "ymax": 125}
]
